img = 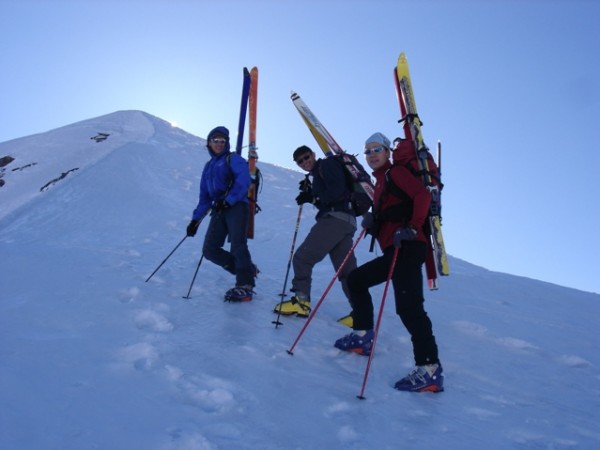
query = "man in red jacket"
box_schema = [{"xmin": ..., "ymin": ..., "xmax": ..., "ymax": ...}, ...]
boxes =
[{"xmin": 334, "ymin": 132, "xmax": 444, "ymax": 393}]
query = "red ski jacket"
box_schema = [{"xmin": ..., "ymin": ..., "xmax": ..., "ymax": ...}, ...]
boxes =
[{"xmin": 372, "ymin": 160, "xmax": 431, "ymax": 251}]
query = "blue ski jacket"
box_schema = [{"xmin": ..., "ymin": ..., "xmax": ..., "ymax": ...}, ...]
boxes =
[{"xmin": 192, "ymin": 151, "xmax": 251, "ymax": 220}]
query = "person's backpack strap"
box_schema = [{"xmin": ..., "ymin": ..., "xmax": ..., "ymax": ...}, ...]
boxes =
[
  {"xmin": 220, "ymin": 153, "xmax": 235, "ymax": 200},
  {"xmin": 384, "ymin": 167, "xmax": 410, "ymax": 202}
]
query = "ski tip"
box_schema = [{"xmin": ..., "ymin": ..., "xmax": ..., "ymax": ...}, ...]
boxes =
[{"xmin": 290, "ymin": 90, "xmax": 298, "ymax": 98}]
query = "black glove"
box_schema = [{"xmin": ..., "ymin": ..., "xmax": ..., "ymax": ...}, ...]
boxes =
[
  {"xmin": 361, "ymin": 212, "xmax": 374, "ymax": 230},
  {"xmin": 393, "ymin": 226, "xmax": 417, "ymax": 248},
  {"xmin": 213, "ymin": 199, "xmax": 230, "ymax": 213},
  {"xmin": 298, "ymin": 176, "xmax": 312, "ymax": 192},
  {"xmin": 295, "ymin": 191, "xmax": 314, "ymax": 205},
  {"xmin": 186, "ymin": 219, "xmax": 200, "ymax": 237}
]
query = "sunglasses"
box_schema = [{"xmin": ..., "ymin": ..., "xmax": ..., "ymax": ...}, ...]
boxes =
[
  {"xmin": 210, "ymin": 138, "xmax": 228, "ymax": 144},
  {"xmin": 364, "ymin": 146, "xmax": 386, "ymax": 155},
  {"xmin": 295, "ymin": 154, "xmax": 312, "ymax": 164}
]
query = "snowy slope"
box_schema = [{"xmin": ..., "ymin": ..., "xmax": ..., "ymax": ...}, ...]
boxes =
[{"xmin": 1, "ymin": 112, "xmax": 599, "ymax": 450}]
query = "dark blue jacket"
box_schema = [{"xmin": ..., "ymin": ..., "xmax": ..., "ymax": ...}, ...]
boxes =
[
  {"xmin": 312, "ymin": 157, "xmax": 351, "ymax": 218},
  {"xmin": 192, "ymin": 151, "xmax": 251, "ymax": 220}
]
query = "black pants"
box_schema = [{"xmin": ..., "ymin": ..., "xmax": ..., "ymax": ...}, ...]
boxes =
[
  {"xmin": 202, "ymin": 202, "xmax": 254, "ymax": 287},
  {"xmin": 348, "ymin": 242, "xmax": 439, "ymax": 366}
]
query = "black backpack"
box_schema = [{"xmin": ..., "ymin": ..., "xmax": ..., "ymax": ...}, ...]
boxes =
[{"xmin": 329, "ymin": 153, "xmax": 373, "ymax": 217}]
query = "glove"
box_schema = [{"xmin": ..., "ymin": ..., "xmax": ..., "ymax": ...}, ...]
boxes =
[
  {"xmin": 295, "ymin": 190, "xmax": 314, "ymax": 205},
  {"xmin": 186, "ymin": 219, "xmax": 200, "ymax": 237},
  {"xmin": 393, "ymin": 226, "xmax": 417, "ymax": 248},
  {"xmin": 298, "ymin": 176, "xmax": 312, "ymax": 192},
  {"xmin": 213, "ymin": 199, "xmax": 230, "ymax": 213},
  {"xmin": 361, "ymin": 212, "xmax": 374, "ymax": 230}
]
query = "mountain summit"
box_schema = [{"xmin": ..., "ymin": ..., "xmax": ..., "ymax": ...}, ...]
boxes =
[{"xmin": 0, "ymin": 110, "xmax": 205, "ymax": 221}]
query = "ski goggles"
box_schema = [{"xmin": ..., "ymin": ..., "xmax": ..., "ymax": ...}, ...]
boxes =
[
  {"xmin": 210, "ymin": 138, "xmax": 228, "ymax": 144},
  {"xmin": 364, "ymin": 146, "xmax": 386, "ymax": 155}
]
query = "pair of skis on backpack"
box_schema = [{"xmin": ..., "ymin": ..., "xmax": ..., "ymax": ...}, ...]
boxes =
[
  {"xmin": 236, "ymin": 67, "xmax": 260, "ymax": 239},
  {"xmin": 291, "ymin": 52, "xmax": 449, "ymax": 289}
]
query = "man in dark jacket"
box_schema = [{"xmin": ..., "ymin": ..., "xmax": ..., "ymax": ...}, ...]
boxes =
[
  {"xmin": 274, "ymin": 146, "xmax": 357, "ymax": 324},
  {"xmin": 334, "ymin": 132, "xmax": 444, "ymax": 393},
  {"xmin": 186, "ymin": 126, "xmax": 256, "ymax": 302}
]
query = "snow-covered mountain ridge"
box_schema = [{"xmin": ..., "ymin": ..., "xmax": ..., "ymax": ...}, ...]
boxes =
[{"xmin": 0, "ymin": 110, "xmax": 204, "ymax": 221}]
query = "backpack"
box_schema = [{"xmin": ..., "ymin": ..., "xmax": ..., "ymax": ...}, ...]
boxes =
[
  {"xmin": 224, "ymin": 153, "xmax": 262, "ymax": 212},
  {"xmin": 330, "ymin": 153, "xmax": 373, "ymax": 217},
  {"xmin": 369, "ymin": 139, "xmax": 443, "ymax": 252},
  {"xmin": 386, "ymin": 137, "xmax": 443, "ymax": 217}
]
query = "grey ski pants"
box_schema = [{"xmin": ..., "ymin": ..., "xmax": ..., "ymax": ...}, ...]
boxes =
[{"xmin": 291, "ymin": 213, "xmax": 357, "ymax": 303}]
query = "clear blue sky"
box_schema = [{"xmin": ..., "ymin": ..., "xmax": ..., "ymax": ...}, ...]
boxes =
[{"xmin": 2, "ymin": 0, "xmax": 599, "ymax": 293}]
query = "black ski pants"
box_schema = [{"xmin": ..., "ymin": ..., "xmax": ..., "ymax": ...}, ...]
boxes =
[
  {"xmin": 348, "ymin": 242, "xmax": 439, "ymax": 366},
  {"xmin": 202, "ymin": 202, "xmax": 254, "ymax": 287}
]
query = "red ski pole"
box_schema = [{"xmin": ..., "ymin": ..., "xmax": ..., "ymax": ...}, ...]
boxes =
[
  {"xmin": 357, "ymin": 245, "xmax": 400, "ymax": 399},
  {"xmin": 287, "ymin": 228, "xmax": 366, "ymax": 355}
]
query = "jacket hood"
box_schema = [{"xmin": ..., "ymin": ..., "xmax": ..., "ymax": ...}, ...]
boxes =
[{"xmin": 206, "ymin": 126, "xmax": 231, "ymax": 154}]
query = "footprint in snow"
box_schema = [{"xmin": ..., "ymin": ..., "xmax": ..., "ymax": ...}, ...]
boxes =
[
  {"xmin": 119, "ymin": 286, "xmax": 141, "ymax": 303},
  {"xmin": 114, "ymin": 342, "xmax": 159, "ymax": 371},
  {"xmin": 133, "ymin": 305, "xmax": 173, "ymax": 332}
]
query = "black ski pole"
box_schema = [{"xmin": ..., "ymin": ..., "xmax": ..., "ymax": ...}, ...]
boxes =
[
  {"xmin": 145, "ymin": 235, "xmax": 187, "ymax": 282},
  {"xmin": 182, "ymin": 253, "xmax": 204, "ymax": 299},
  {"xmin": 273, "ymin": 204, "xmax": 304, "ymax": 327},
  {"xmin": 357, "ymin": 245, "xmax": 400, "ymax": 400},
  {"xmin": 287, "ymin": 228, "xmax": 366, "ymax": 355}
]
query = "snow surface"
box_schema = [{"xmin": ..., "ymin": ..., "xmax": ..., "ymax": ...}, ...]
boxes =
[{"xmin": 1, "ymin": 111, "xmax": 599, "ymax": 450}]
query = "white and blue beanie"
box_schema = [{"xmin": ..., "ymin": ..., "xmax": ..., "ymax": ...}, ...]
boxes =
[{"xmin": 364, "ymin": 132, "xmax": 391, "ymax": 149}]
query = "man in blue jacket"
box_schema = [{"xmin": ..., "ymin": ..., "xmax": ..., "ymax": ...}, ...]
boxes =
[{"xmin": 186, "ymin": 126, "xmax": 256, "ymax": 302}]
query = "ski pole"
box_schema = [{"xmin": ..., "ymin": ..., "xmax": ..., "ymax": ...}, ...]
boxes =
[
  {"xmin": 357, "ymin": 245, "xmax": 400, "ymax": 400},
  {"xmin": 273, "ymin": 204, "xmax": 304, "ymax": 327},
  {"xmin": 182, "ymin": 253, "xmax": 204, "ymax": 299},
  {"xmin": 145, "ymin": 235, "xmax": 187, "ymax": 282},
  {"xmin": 287, "ymin": 228, "xmax": 366, "ymax": 355}
]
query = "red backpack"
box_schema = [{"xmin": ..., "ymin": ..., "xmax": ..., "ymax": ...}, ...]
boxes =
[
  {"xmin": 386, "ymin": 137, "xmax": 443, "ymax": 217},
  {"xmin": 393, "ymin": 138, "xmax": 441, "ymax": 188}
]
